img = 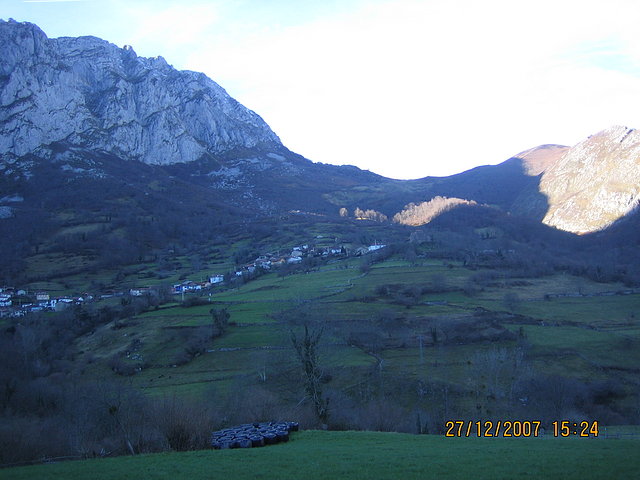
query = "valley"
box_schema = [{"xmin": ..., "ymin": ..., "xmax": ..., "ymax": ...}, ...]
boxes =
[
  {"xmin": 83, "ymin": 246, "xmax": 640, "ymax": 419},
  {"xmin": 1, "ymin": 18, "xmax": 640, "ymax": 477},
  {"xmin": 2, "ymin": 214, "xmax": 639, "ymax": 468}
]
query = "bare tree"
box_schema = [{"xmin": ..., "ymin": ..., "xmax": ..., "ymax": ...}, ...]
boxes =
[
  {"xmin": 393, "ymin": 196, "xmax": 477, "ymax": 226},
  {"xmin": 210, "ymin": 308, "xmax": 230, "ymax": 337},
  {"xmin": 290, "ymin": 325, "xmax": 329, "ymax": 425}
]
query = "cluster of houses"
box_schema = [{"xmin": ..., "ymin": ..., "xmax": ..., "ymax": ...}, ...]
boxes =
[
  {"xmin": 0, "ymin": 287, "xmax": 93, "ymax": 317},
  {"xmin": 1, "ymin": 241, "xmax": 387, "ymax": 318},
  {"xmin": 169, "ymin": 243, "xmax": 354, "ymax": 294},
  {"xmin": 245, "ymin": 244, "xmax": 347, "ymax": 268}
]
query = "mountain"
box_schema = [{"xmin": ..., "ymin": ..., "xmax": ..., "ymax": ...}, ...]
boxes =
[
  {"xmin": 1, "ymin": 19, "xmax": 639, "ymax": 286},
  {"xmin": 0, "ymin": 20, "xmax": 538, "ymax": 220},
  {"xmin": 539, "ymin": 126, "xmax": 640, "ymax": 234},
  {"xmin": 496, "ymin": 144, "xmax": 569, "ymax": 222},
  {"xmin": 0, "ymin": 19, "xmax": 280, "ymax": 165},
  {"xmin": 513, "ymin": 144, "xmax": 569, "ymax": 176},
  {"xmin": 0, "ymin": 20, "xmax": 386, "ymax": 224},
  {"xmin": 497, "ymin": 128, "xmax": 640, "ymax": 235}
]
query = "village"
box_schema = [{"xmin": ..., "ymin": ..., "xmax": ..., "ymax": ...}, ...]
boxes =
[{"xmin": 0, "ymin": 241, "xmax": 387, "ymax": 318}]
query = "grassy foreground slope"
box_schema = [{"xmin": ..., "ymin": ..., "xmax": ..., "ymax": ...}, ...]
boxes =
[{"xmin": 4, "ymin": 431, "xmax": 639, "ymax": 480}]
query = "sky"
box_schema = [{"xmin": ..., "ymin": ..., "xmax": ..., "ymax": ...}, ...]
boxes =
[{"xmin": 4, "ymin": 0, "xmax": 640, "ymax": 179}]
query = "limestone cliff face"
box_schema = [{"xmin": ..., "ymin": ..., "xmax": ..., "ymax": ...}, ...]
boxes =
[
  {"xmin": 0, "ymin": 20, "xmax": 281, "ymax": 165},
  {"xmin": 540, "ymin": 126, "xmax": 640, "ymax": 234}
]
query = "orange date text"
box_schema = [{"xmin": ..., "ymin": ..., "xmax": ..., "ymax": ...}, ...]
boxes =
[{"xmin": 444, "ymin": 420, "xmax": 542, "ymax": 437}]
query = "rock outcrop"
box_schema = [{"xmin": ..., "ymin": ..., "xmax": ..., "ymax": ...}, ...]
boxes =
[
  {"xmin": 539, "ymin": 126, "xmax": 640, "ymax": 233},
  {"xmin": 0, "ymin": 19, "xmax": 281, "ymax": 166}
]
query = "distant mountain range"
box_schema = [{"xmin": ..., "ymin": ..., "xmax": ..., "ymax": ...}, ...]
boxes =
[{"xmin": 1, "ymin": 19, "xmax": 639, "ymax": 281}]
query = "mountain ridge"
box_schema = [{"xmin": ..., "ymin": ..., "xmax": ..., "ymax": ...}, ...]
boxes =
[{"xmin": 1, "ymin": 19, "xmax": 639, "ymax": 288}]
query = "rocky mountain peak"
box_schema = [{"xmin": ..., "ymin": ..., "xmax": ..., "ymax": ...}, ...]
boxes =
[
  {"xmin": 0, "ymin": 19, "xmax": 48, "ymax": 61},
  {"xmin": 0, "ymin": 20, "xmax": 281, "ymax": 165},
  {"xmin": 539, "ymin": 126, "xmax": 640, "ymax": 233}
]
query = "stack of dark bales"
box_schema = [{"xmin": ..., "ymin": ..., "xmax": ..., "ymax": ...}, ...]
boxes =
[{"xmin": 211, "ymin": 421, "xmax": 299, "ymax": 449}]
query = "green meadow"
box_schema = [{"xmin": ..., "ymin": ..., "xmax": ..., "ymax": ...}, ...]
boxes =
[
  {"xmin": 72, "ymin": 253, "xmax": 640, "ymax": 412},
  {"xmin": 4, "ymin": 431, "xmax": 639, "ymax": 480}
]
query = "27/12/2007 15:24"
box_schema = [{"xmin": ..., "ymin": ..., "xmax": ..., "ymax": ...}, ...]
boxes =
[{"xmin": 444, "ymin": 420, "xmax": 599, "ymax": 437}]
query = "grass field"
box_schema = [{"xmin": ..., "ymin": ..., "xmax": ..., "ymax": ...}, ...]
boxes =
[
  {"xmin": 4, "ymin": 430, "xmax": 639, "ymax": 480},
  {"xmin": 5, "ymin": 221, "xmax": 640, "ymax": 476},
  {"xmin": 72, "ymin": 253, "xmax": 640, "ymax": 405}
]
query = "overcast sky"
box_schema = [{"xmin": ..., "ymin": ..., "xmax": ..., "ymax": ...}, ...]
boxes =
[{"xmin": 4, "ymin": 0, "xmax": 640, "ymax": 178}]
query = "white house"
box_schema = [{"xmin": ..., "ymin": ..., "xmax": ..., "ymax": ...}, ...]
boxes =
[
  {"xmin": 210, "ymin": 275, "xmax": 224, "ymax": 284},
  {"xmin": 36, "ymin": 292, "xmax": 50, "ymax": 302},
  {"xmin": 43, "ymin": 299, "xmax": 58, "ymax": 309},
  {"xmin": 129, "ymin": 288, "xmax": 150, "ymax": 297}
]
